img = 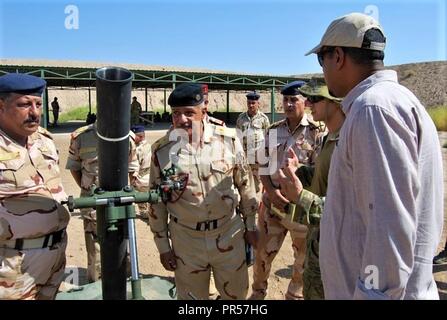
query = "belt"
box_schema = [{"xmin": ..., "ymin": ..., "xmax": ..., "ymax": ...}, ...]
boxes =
[
  {"xmin": 0, "ymin": 229, "xmax": 66, "ymax": 250},
  {"xmin": 171, "ymin": 215, "xmax": 231, "ymax": 231}
]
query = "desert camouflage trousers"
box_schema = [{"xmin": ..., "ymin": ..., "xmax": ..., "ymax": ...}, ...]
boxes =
[
  {"xmin": 169, "ymin": 214, "xmax": 248, "ymax": 300},
  {"xmin": 251, "ymin": 202, "xmax": 308, "ymax": 300},
  {"xmin": 250, "ymin": 164, "xmax": 262, "ymax": 195},
  {"xmin": 303, "ymin": 226, "xmax": 324, "ymax": 300},
  {"xmin": 0, "ymin": 235, "xmax": 67, "ymax": 300},
  {"xmin": 82, "ymin": 209, "xmax": 101, "ymax": 283}
]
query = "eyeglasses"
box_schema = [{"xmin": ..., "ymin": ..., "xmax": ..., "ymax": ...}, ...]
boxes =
[
  {"xmin": 307, "ymin": 96, "xmax": 325, "ymax": 104},
  {"xmin": 317, "ymin": 47, "xmax": 334, "ymax": 67}
]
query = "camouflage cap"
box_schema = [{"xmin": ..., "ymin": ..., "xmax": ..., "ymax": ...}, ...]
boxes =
[{"xmin": 299, "ymin": 78, "xmax": 342, "ymax": 103}]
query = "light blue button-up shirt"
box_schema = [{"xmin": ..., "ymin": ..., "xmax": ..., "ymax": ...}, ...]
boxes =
[{"xmin": 320, "ymin": 70, "xmax": 444, "ymax": 299}]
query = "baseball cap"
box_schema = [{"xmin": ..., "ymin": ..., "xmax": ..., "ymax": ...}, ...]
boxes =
[{"xmin": 305, "ymin": 12, "xmax": 386, "ymax": 56}]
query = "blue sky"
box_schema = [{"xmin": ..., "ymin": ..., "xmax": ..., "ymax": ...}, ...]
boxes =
[{"xmin": 0, "ymin": 0, "xmax": 445, "ymax": 75}]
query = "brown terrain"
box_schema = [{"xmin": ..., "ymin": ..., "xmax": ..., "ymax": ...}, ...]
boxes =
[{"xmin": 43, "ymin": 59, "xmax": 446, "ymax": 299}]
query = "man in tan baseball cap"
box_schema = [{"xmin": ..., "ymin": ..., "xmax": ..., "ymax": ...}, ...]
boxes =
[
  {"xmin": 305, "ymin": 12, "xmax": 385, "ymax": 56},
  {"xmin": 305, "ymin": 12, "xmax": 444, "ymax": 300}
]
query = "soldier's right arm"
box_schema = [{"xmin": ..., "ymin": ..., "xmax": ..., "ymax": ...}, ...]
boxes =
[
  {"xmin": 148, "ymin": 147, "xmax": 171, "ymax": 254},
  {"xmin": 65, "ymin": 132, "xmax": 83, "ymax": 188}
]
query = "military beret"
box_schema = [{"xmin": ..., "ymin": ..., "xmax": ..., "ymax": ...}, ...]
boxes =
[
  {"xmin": 131, "ymin": 125, "xmax": 145, "ymax": 134},
  {"xmin": 299, "ymin": 78, "xmax": 342, "ymax": 103},
  {"xmin": 168, "ymin": 83, "xmax": 204, "ymax": 108},
  {"xmin": 246, "ymin": 91, "xmax": 260, "ymax": 101},
  {"xmin": 0, "ymin": 73, "xmax": 46, "ymax": 96},
  {"xmin": 281, "ymin": 80, "xmax": 306, "ymax": 96}
]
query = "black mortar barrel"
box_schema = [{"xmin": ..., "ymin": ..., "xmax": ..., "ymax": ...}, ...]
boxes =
[{"xmin": 95, "ymin": 67, "xmax": 133, "ymax": 300}]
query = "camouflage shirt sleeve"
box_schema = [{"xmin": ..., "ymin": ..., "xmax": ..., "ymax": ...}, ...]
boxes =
[
  {"xmin": 294, "ymin": 189, "xmax": 324, "ymax": 226},
  {"xmin": 65, "ymin": 134, "xmax": 82, "ymax": 171},
  {"xmin": 128, "ymin": 137, "xmax": 139, "ymax": 173},
  {"xmin": 233, "ymin": 138, "xmax": 258, "ymax": 231},
  {"xmin": 148, "ymin": 148, "xmax": 170, "ymax": 254}
]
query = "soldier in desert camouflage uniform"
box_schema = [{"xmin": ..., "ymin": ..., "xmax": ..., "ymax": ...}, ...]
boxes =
[
  {"xmin": 130, "ymin": 125, "xmax": 151, "ymax": 219},
  {"xmin": 236, "ymin": 91, "xmax": 270, "ymax": 195},
  {"xmin": 0, "ymin": 73, "xmax": 70, "ymax": 300},
  {"xmin": 148, "ymin": 83, "xmax": 258, "ymax": 300},
  {"xmin": 130, "ymin": 96, "xmax": 142, "ymax": 127},
  {"xmin": 249, "ymin": 81, "xmax": 323, "ymax": 300},
  {"xmin": 65, "ymin": 123, "xmax": 138, "ymax": 283},
  {"xmin": 276, "ymin": 78, "xmax": 344, "ymax": 300}
]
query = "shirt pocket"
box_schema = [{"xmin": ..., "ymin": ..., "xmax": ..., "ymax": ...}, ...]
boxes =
[
  {"xmin": 0, "ymin": 156, "xmax": 27, "ymax": 190},
  {"xmin": 37, "ymin": 147, "xmax": 61, "ymax": 185}
]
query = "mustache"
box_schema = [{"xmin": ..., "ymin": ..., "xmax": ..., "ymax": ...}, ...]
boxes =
[{"xmin": 23, "ymin": 116, "xmax": 40, "ymax": 124}]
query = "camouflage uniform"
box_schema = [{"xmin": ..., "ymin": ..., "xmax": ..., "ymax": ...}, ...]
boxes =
[
  {"xmin": 236, "ymin": 111, "xmax": 270, "ymax": 194},
  {"xmin": 0, "ymin": 127, "xmax": 70, "ymax": 300},
  {"xmin": 251, "ymin": 114, "xmax": 323, "ymax": 300},
  {"xmin": 65, "ymin": 124, "xmax": 138, "ymax": 282},
  {"xmin": 204, "ymin": 113, "xmax": 225, "ymax": 298},
  {"xmin": 149, "ymin": 122, "xmax": 258, "ymax": 300},
  {"xmin": 294, "ymin": 130, "xmax": 337, "ymax": 300},
  {"xmin": 130, "ymin": 100, "xmax": 142, "ymax": 126},
  {"xmin": 132, "ymin": 137, "xmax": 151, "ymax": 219}
]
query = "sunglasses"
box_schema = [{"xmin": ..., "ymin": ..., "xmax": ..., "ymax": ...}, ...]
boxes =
[
  {"xmin": 307, "ymin": 96, "xmax": 325, "ymax": 104},
  {"xmin": 317, "ymin": 47, "xmax": 335, "ymax": 67}
]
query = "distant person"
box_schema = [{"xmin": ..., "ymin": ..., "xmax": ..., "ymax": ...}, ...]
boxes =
[
  {"xmin": 154, "ymin": 112, "xmax": 161, "ymax": 123},
  {"xmin": 130, "ymin": 96, "xmax": 142, "ymax": 126},
  {"xmin": 306, "ymin": 12, "xmax": 443, "ymax": 299},
  {"xmin": 51, "ymin": 97, "xmax": 60, "ymax": 126},
  {"xmin": 162, "ymin": 111, "xmax": 170, "ymax": 122},
  {"xmin": 236, "ymin": 90, "xmax": 270, "ymax": 195},
  {"xmin": 86, "ymin": 112, "xmax": 97, "ymax": 125}
]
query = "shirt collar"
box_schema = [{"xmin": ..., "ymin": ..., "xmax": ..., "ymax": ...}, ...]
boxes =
[
  {"xmin": 286, "ymin": 113, "xmax": 310, "ymax": 134},
  {"xmin": 247, "ymin": 111, "xmax": 259, "ymax": 119},
  {"xmin": 341, "ymin": 70, "xmax": 398, "ymax": 115}
]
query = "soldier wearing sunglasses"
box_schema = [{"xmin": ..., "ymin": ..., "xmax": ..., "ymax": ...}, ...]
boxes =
[{"xmin": 276, "ymin": 78, "xmax": 344, "ymax": 299}]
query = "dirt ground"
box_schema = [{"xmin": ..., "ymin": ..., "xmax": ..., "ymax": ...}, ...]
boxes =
[{"xmin": 52, "ymin": 123, "xmax": 447, "ymax": 300}]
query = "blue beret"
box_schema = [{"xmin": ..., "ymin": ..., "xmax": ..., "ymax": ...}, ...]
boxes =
[
  {"xmin": 0, "ymin": 73, "xmax": 46, "ymax": 96},
  {"xmin": 246, "ymin": 91, "xmax": 260, "ymax": 101},
  {"xmin": 131, "ymin": 125, "xmax": 145, "ymax": 134},
  {"xmin": 168, "ymin": 83, "xmax": 204, "ymax": 108},
  {"xmin": 281, "ymin": 80, "xmax": 306, "ymax": 96}
]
